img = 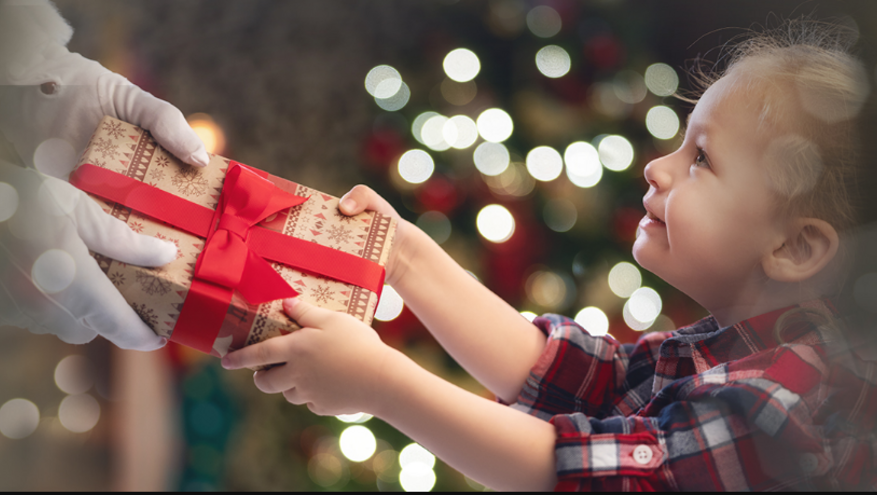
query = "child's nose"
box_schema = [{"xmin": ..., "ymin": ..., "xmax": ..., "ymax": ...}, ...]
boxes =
[{"xmin": 643, "ymin": 158, "xmax": 671, "ymax": 190}]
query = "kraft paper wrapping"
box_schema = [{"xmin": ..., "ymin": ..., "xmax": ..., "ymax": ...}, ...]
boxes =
[{"xmin": 75, "ymin": 116, "xmax": 396, "ymax": 358}]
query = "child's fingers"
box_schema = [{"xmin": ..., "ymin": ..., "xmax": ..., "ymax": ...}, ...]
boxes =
[
  {"xmin": 282, "ymin": 387, "xmax": 306, "ymax": 405},
  {"xmin": 339, "ymin": 185, "xmax": 399, "ymax": 219},
  {"xmin": 221, "ymin": 337, "xmax": 289, "ymax": 370},
  {"xmin": 283, "ymin": 297, "xmax": 334, "ymax": 328},
  {"xmin": 253, "ymin": 366, "xmax": 296, "ymax": 394}
]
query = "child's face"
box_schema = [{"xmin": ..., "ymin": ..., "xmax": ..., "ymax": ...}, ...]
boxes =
[{"xmin": 632, "ymin": 73, "xmax": 788, "ymax": 312}]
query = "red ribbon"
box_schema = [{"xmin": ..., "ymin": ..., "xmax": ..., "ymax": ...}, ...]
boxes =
[{"xmin": 70, "ymin": 162, "xmax": 386, "ymax": 353}]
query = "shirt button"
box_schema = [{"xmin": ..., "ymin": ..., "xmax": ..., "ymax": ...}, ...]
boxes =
[{"xmin": 633, "ymin": 445, "xmax": 653, "ymax": 465}]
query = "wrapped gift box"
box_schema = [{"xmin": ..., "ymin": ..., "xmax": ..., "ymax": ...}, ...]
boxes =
[{"xmin": 71, "ymin": 116, "xmax": 396, "ymax": 358}]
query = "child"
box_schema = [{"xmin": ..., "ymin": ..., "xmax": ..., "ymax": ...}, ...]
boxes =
[{"xmin": 222, "ymin": 20, "xmax": 877, "ymax": 491}]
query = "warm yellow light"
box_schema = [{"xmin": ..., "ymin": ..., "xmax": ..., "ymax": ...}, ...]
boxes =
[{"xmin": 187, "ymin": 113, "xmax": 226, "ymax": 155}]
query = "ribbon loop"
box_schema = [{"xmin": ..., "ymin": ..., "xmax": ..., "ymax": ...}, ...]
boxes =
[{"xmin": 218, "ymin": 213, "xmax": 250, "ymax": 240}]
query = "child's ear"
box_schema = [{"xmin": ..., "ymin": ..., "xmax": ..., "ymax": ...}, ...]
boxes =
[{"xmin": 762, "ymin": 218, "xmax": 839, "ymax": 283}]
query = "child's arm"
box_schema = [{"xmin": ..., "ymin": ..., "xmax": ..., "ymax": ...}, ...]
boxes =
[
  {"xmin": 222, "ymin": 298, "xmax": 558, "ymax": 491},
  {"xmin": 341, "ymin": 186, "xmax": 547, "ymax": 402}
]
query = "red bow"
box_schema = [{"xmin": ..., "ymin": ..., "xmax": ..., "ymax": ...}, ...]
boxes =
[{"xmin": 195, "ymin": 164, "xmax": 305, "ymax": 305}]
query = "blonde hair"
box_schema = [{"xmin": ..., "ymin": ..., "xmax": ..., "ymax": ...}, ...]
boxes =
[
  {"xmin": 681, "ymin": 19, "xmax": 870, "ymax": 233},
  {"xmin": 680, "ymin": 19, "xmax": 877, "ymax": 340}
]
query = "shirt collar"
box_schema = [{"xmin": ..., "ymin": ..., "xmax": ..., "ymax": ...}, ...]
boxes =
[{"xmin": 663, "ymin": 299, "xmax": 841, "ymax": 373}]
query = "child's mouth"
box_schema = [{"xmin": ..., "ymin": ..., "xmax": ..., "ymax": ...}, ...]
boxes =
[{"xmin": 642, "ymin": 211, "xmax": 666, "ymax": 227}]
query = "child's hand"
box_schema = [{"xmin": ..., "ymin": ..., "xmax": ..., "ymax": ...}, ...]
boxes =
[
  {"xmin": 339, "ymin": 185, "xmax": 416, "ymax": 287},
  {"xmin": 221, "ymin": 297, "xmax": 394, "ymax": 416}
]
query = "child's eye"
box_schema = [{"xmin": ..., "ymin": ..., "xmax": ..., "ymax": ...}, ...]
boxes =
[{"xmin": 694, "ymin": 148, "xmax": 710, "ymax": 169}]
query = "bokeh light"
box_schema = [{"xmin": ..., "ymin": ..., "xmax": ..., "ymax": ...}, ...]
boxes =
[
  {"xmin": 526, "ymin": 146, "xmax": 563, "ymax": 182},
  {"xmin": 421, "ymin": 115, "xmax": 452, "ymax": 151},
  {"xmin": 339, "ymin": 425, "xmax": 377, "ymax": 462},
  {"xmin": 526, "ymin": 270, "xmax": 570, "ymax": 309},
  {"xmin": 440, "ymin": 79, "xmax": 477, "ymax": 106},
  {"xmin": 398, "ymin": 150, "xmax": 435, "ymax": 184},
  {"xmin": 623, "ymin": 287, "xmax": 663, "ymax": 331},
  {"xmin": 32, "ymin": 249, "xmax": 76, "ymax": 294},
  {"xmin": 375, "ymin": 285, "xmax": 404, "ymax": 321},
  {"xmin": 564, "ymin": 142, "xmax": 603, "ymax": 188},
  {"xmin": 399, "ymin": 463, "xmax": 437, "ymax": 492},
  {"xmin": 520, "ymin": 311, "xmax": 538, "ymax": 322},
  {"xmin": 535, "ymin": 45, "xmax": 571, "ymax": 78},
  {"xmin": 853, "ymin": 273, "xmax": 877, "ymax": 313},
  {"xmin": 376, "ymin": 82, "xmax": 410, "ymax": 111},
  {"xmin": 336, "ymin": 412, "xmax": 373, "ymax": 424},
  {"xmin": 473, "ymin": 142, "xmax": 510, "ymax": 176},
  {"xmin": 574, "ymin": 307, "xmax": 610, "ymax": 337},
  {"xmin": 0, "ymin": 399, "xmax": 40, "ymax": 440},
  {"xmin": 54, "ymin": 355, "xmax": 95, "ymax": 396},
  {"xmin": 608, "ymin": 262, "xmax": 642, "ymax": 298},
  {"xmin": 476, "ymin": 108, "xmax": 514, "ymax": 143},
  {"xmin": 308, "ymin": 453, "xmax": 345, "ymax": 488},
  {"xmin": 416, "ymin": 211, "xmax": 452, "ymax": 245},
  {"xmin": 526, "ymin": 5, "xmax": 561, "ymax": 38},
  {"xmin": 33, "ymin": 138, "xmax": 76, "ymax": 178},
  {"xmin": 543, "ymin": 198, "xmax": 577, "ymax": 232},
  {"xmin": 0, "ymin": 182, "xmax": 19, "ymax": 222},
  {"xmin": 37, "ymin": 179, "xmax": 78, "ymax": 217},
  {"xmin": 645, "ymin": 105, "xmax": 680, "ymax": 140},
  {"xmin": 614, "ymin": 70, "xmax": 648, "ymax": 104},
  {"xmin": 187, "ymin": 113, "xmax": 226, "ymax": 155},
  {"xmin": 644, "ymin": 63, "xmax": 679, "ymax": 97},
  {"xmin": 483, "ymin": 162, "xmax": 535, "ymax": 198},
  {"xmin": 443, "ymin": 48, "xmax": 481, "ymax": 82},
  {"xmin": 445, "ymin": 115, "xmax": 479, "ymax": 149},
  {"xmin": 365, "ymin": 65, "xmax": 403, "ymax": 99},
  {"xmin": 412, "ymin": 112, "xmax": 440, "ymax": 145},
  {"xmin": 399, "ymin": 443, "xmax": 436, "ymax": 470},
  {"xmin": 476, "ymin": 204, "xmax": 515, "ymax": 243},
  {"xmin": 598, "ymin": 135, "xmax": 635, "ymax": 172},
  {"xmin": 58, "ymin": 393, "xmax": 100, "ymax": 433}
]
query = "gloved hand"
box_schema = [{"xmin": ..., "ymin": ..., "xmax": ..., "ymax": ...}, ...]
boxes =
[
  {"xmin": 0, "ymin": 42, "xmax": 210, "ymax": 177},
  {"xmin": 0, "ymin": 159, "xmax": 175, "ymax": 350}
]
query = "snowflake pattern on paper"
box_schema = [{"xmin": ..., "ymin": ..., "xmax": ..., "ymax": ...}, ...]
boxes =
[
  {"xmin": 332, "ymin": 208, "xmax": 356, "ymax": 224},
  {"xmin": 129, "ymin": 221, "xmax": 144, "ymax": 233},
  {"xmin": 110, "ymin": 272, "xmax": 125, "ymax": 287},
  {"xmin": 131, "ymin": 302, "xmax": 159, "ymax": 331},
  {"xmin": 148, "ymin": 168, "xmax": 166, "ymax": 183},
  {"xmin": 135, "ymin": 270, "xmax": 172, "ymax": 296},
  {"xmin": 94, "ymin": 137, "xmax": 120, "ymax": 160},
  {"xmin": 171, "ymin": 167, "xmax": 209, "ymax": 198},
  {"xmin": 327, "ymin": 224, "xmax": 353, "ymax": 245},
  {"xmin": 309, "ymin": 285, "xmax": 335, "ymax": 304},
  {"xmin": 101, "ymin": 120, "xmax": 126, "ymax": 139},
  {"xmin": 155, "ymin": 154, "xmax": 172, "ymax": 168}
]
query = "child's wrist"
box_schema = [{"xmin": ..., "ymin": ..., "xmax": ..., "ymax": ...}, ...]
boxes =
[{"xmin": 386, "ymin": 219, "xmax": 430, "ymax": 287}]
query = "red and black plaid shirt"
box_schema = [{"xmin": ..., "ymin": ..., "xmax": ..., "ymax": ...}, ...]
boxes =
[{"xmin": 511, "ymin": 299, "xmax": 877, "ymax": 491}]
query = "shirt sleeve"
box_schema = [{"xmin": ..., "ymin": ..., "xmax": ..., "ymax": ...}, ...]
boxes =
[{"xmin": 549, "ymin": 352, "xmax": 830, "ymax": 491}]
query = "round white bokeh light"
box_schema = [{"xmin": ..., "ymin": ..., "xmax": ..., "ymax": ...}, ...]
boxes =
[
  {"xmin": 365, "ymin": 65, "xmax": 403, "ymax": 99},
  {"xmin": 412, "ymin": 112, "xmax": 440, "ymax": 145},
  {"xmin": 58, "ymin": 393, "xmax": 100, "ymax": 433},
  {"xmin": 535, "ymin": 45, "xmax": 571, "ymax": 78},
  {"xmin": 0, "ymin": 399, "xmax": 40, "ymax": 440},
  {"xmin": 0, "ymin": 182, "xmax": 19, "ymax": 222},
  {"xmin": 574, "ymin": 307, "xmax": 610, "ymax": 337},
  {"xmin": 645, "ymin": 105, "xmax": 680, "ymax": 140},
  {"xmin": 608, "ymin": 262, "xmax": 642, "ymax": 298},
  {"xmin": 443, "ymin": 48, "xmax": 481, "ymax": 83},
  {"xmin": 526, "ymin": 146, "xmax": 563, "ymax": 182},
  {"xmin": 399, "ymin": 463, "xmax": 437, "ymax": 492},
  {"xmin": 398, "ymin": 150, "xmax": 435, "ymax": 184},
  {"xmin": 54, "ymin": 355, "xmax": 95, "ymax": 396},
  {"xmin": 598, "ymin": 135, "xmax": 635, "ymax": 172},
  {"xmin": 445, "ymin": 115, "xmax": 479, "ymax": 149},
  {"xmin": 421, "ymin": 115, "xmax": 452, "ymax": 152},
  {"xmin": 564, "ymin": 142, "xmax": 603, "ymax": 188},
  {"xmin": 399, "ymin": 443, "xmax": 436, "ymax": 470},
  {"xmin": 477, "ymin": 204, "xmax": 515, "ymax": 243},
  {"xmin": 473, "ymin": 142, "xmax": 510, "ymax": 176},
  {"xmin": 375, "ymin": 82, "xmax": 410, "ymax": 112},
  {"xmin": 339, "ymin": 425, "xmax": 377, "ymax": 462},
  {"xmin": 375, "ymin": 285, "xmax": 404, "ymax": 322},
  {"xmin": 32, "ymin": 249, "xmax": 76, "ymax": 294},
  {"xmin": 476, "ymin": 108, "xmax": 514, "ymax": 143},
  {"xmin": 644, "ymin": 63, "xmax": 679, "ymax": 97}
]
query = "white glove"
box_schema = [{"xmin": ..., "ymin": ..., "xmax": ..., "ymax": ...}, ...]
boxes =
[
  {"xmin": 0, "ymin": 1, "xmax": 209, "ymax": 177},
  {"xmin": 0, "ymin": 160, "xmax": 177, "ymax": 350}
]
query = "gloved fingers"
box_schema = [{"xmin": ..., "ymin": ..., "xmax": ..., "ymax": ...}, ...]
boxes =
[
  {"xmin": 63, "ymin": 181, "xmax": 178, "ymax": 267},
  {"xmin": 47, "ymin": 246, "xmax": 166, "ymax": 351},
  {"xmin": 98, "ymin": 72, "xmax": 210, "ymax": 168}
]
